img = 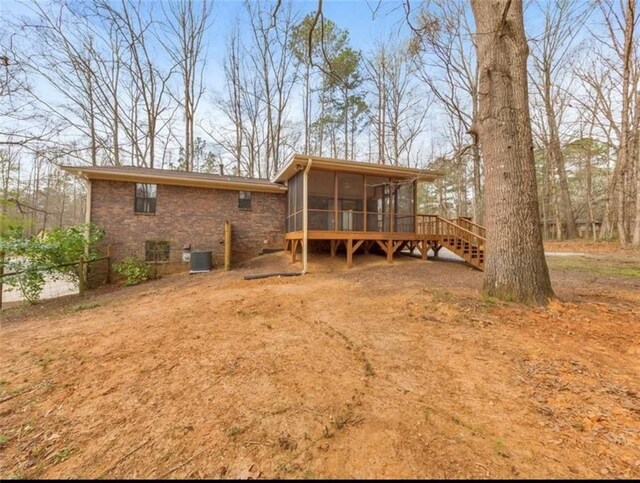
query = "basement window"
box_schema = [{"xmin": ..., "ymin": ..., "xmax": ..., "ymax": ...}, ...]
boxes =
[
  {"xmin": 145, "ymin": 241, "xmax": 170, "ymax": 262},
  {"xmin": 239, "ymin": 191, "xmax": 252, "ymax": 210}
]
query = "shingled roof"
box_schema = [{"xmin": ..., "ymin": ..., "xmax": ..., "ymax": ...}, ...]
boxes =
[{"xmin": 61, "ymin": 165, "xmax": 287, "ymax": 194}]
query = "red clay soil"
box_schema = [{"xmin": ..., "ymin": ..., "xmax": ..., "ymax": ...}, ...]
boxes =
[{"xmin": 1, "ymin": 252, "xmax": 639, "ymax": 479}]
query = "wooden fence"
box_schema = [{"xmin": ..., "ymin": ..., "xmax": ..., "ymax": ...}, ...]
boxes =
[{"xmin": 0, "ymin": 251, "xmax": 111, "ymax": 309}]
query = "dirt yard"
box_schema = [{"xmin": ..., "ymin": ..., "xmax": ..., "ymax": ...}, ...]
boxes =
[{"xmin": 1, "ymin": 250, "xmax": 639, "ymax": 479}]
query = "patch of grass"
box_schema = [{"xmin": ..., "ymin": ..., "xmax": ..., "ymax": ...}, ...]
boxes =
[
  {"xmin": 331, "ymin": 414, "xmax": 349, "ymax": 430},
  {"xmin": 430, "ymin": 288, "xmax": 453, "ymax": 303},
  {"xmin": 301, "ymin": 469, "xmax": 315, "ymax": 479},
  {"xmin": 494, "ymin": 438, "xmax": 509, "ymax": 458},
  {"xmin": 0, "ymin": 434, "xmax": 9, "ymax": 446},
  {"xmin": 277, "ymin": 462, "xmax": 303, "ymax": 475},
  {"xmin": 451, "ymin": 415, "xmax": 482, "ymax": 435},
  {"xmin": 53, "ymin": 446, "xmax": 72, "ymax": 464},
  {"xmin": 572, "ymin": 422, "xmax": 585, "ymax": 432},
  {"xmin": 36, "ymin": 354, "xmax": 55, "ymax": 370},
  {"xmin": 363, "ymin": 361, "xmax": 375, "ymax": 377},
  {"xmin": 547, "ymin": 256, "xmax": 640, "ymax": 278},
  {"xmin": 70, "ymin": 301, "xmax": 101, "ymax": 312},
  {"xmin": 277, "ymin": 432, "xmax": 297, "ymax": 451},
  {"xmin": 480, "ymin": 294, "xmax": 500, "ymax": 306},
  {"xmin": 330, "ymin": 411, "xmax": 362, "ymax": 431},
  {"xmin": 9, "ymin": 386, "xmax": 25, "ymax": 397},
  {"xmin": 225, "ymin": 425, "xmax": 243, "ymax": 438},
  {"xmin": 451, "ymin": 415, "xmax": 464, "ymax": 426}
]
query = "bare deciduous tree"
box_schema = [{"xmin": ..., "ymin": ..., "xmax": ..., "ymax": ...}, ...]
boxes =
[
  {"xmin": 529, "ymin": 0, "xmax": 590, "ymax": 239},
  {"xmin": 162, "ymin": 0, "xmax": 211, "ymax": 172}
]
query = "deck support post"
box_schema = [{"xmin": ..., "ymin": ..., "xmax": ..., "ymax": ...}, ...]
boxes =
[
  {"xmin": 302, "ymin": 159, "xmax": 312, "ymax": 274},
  {"xmin": 224, "ymin": 220, "xmax": 232, "ymax": 271},
  {"xmin": 408, "ymin": 242, "xmax": 415, "ymax": 255},
  {"xmin": 346, "ymin": 239, "xmax": 353, "ymax": 268},
  {"xmin": 387, "ymin": 239, "xmax": 393, "ymax": 263},
  {"xmin": 431, "ymin": 242, "xmax": 441, "ymax": 257},
  {"xmin": 330, "ymin": 239, "xmax": 337, "ymax": 257},
  {"xmin": 420, "ymin": 241, "xmax": 428, "ymax": 260}
]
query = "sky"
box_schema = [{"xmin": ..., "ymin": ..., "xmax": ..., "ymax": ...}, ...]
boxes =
[
  {"xmin": 201, "ymin": 0, "xmax": 415, "ymax": 95},
  {"xmin": 1, "ymin": 0, "xmax": 612, "ymax": 173}
]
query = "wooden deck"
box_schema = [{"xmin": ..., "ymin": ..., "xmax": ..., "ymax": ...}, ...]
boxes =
[{"xmin": 285, "ymin": 215, "xmax": 487, "ymax": 270}]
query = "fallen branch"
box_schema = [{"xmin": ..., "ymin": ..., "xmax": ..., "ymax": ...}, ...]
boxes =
[
  {"xmin": 161, "ymin": 448, "xmax": 207, "ymax": 478},
  {"xmin": 244, "ymin": 272, "xmax": 302, "ymax": 281},
  {"xmin": 98, "ymin": 439, "xmax": 150, "ymax": 478}
]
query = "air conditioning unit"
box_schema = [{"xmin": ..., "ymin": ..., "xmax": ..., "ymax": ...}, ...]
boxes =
[{"xmin": 189, "ymin": 250, "xmax": 212, "ymax": 273}]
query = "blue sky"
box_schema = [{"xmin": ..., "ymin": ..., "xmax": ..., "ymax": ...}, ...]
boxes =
[
  {"xmin": 208, "ymin": 0, "xmax": 410, "ymax": 48},
  {"xmin": 2, "ymin": 0, "xmax": 609, "ymax": 170}
]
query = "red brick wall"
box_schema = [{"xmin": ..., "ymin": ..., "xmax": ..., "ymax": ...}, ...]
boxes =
[{"xmin": 90, "ymin": 180, "xmax": 286, "ymax": 269}]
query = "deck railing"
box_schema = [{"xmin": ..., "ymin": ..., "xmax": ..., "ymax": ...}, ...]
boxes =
[
  {"xmin": 416, "ymin": 214, "xmax": 486, "ymax": 254},
  {"xmin": 437, "ymin": 217, "xmax": 486, "ymax": 251},
  {"xmin": 305, "ymin": 208, "xmax": 416, "ymax": 233},
  {"xmin": 415, "ymin": 214, "xmax": 440, "ymax": 236},
  {"xmin": 453, "ymin": 217, "xmax": 487, "ymax": 238},
  {"xmin": 290, "ymin": 211, "xmax": 486, "ymax": 248}
]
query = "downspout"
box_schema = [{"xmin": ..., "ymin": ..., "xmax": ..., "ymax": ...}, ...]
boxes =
[
  {"xmin": 83, "ymin": 174, "xmax": 92, "ymax": 226},
  {"xmin": 302, "ymin": 159, "xmax": 312, "ymax": 274},
  {"xmin": 81, "ymin": 172, "xmax": 92, "ymax": 257},
  {"xmin": 81, "ymin": 173, "xmax": 92, "ymax": 289}
]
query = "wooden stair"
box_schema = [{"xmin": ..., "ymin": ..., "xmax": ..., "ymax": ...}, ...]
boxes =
[{"xmin": 437, "ymin": 217, "xmax": 486, "ymax": 271}]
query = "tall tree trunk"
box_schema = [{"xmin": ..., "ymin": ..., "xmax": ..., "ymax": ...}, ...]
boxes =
[
  {"xmin": 542, "ymin": 152, "xmax": 550, "ymax": 240},
  {"xmin": 471, "ymin": 0, "xmax": 553, "ymax": 305},
  {"xmin": 148, "ymin": 114, "xmax": 155, "ymax": 169},
  {"xmin": 344, "ymin": 87, "xmax": 349, "ymax": 159},
  {"xmin": 319, "ymin": 84, "xmax": 325, "ymax": 155},
  {"xmin": 304, "ymin": 64, "xmax": 310, "ymax": 154},
  {"xmin": 87, "ymin": 65, "xmax": 98, "ymax": 167},
  {"xmin": 113, "ymin": 96, "xmax": 120, "ymax": 166},
  {"xmin": 185, "ymin": 77, "xmax": 191, "ymax": 171},
  {"xmin": 585, "ymin": 131, "xmax": 596, "ymax": 240},
  {"xmin": 553, "ymin": 183, "xmax": 562, "ymax": 239},
  {"xmin": 544, "ymin": 84, "xmax": 577, "ymax": 238},
  {"xmin": 472, "ymin": 143, "xmax": 483, "ymax": 223},
  {"xmin": 632, "ymin": 78, "xmax": 640, "ymax": 245},
  {"xmin": 616, "ymin": 0, "xmax": 635, "ymax": 246}
]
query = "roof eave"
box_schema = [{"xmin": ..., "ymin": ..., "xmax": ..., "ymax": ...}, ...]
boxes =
[
  {"xmin": 274, "ymin": 154, "xmax": 443, "ymax": 182},
  {"xmin": 61, "ymin": 166, "xmax": 287, "ymax": 194}
]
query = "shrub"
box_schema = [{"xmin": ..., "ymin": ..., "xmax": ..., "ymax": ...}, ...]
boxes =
[
  {"xmin": 0, "ymin": 222, "xmax": 105, "ymax": 303},
  {"xmin": 113, "ymin": 256, "xmax": 152, "ymax": 286}
]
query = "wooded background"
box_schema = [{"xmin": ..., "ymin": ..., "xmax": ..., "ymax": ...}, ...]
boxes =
[{"xmin": 1, "ymin": 0, "xmax": 638, "ymax": 245}]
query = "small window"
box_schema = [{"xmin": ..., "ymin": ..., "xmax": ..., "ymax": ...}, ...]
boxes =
[
  {"xmin": 239, "ymin": 191, "xmax": 252, "ymax": 210},
  {"xmin": 145, "ymin": 241, "xmax": 170, "ymax": 262},
  {"xmin": 135, "ymin": 183, "xmax": 157, "ymax": 213}
]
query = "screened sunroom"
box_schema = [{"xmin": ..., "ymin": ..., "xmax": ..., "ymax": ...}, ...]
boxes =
[
  {"xmin": 286, "ymin": 169, "xmax": 418, "ymax": 233},
  {"xmin": 274, "ymin": 155, "xmax": 442, "ymax": 270}
]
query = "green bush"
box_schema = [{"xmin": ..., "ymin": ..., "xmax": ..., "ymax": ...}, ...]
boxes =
[
  {"xmin": 113, "ymin": 256, "xmax": 152, "ymax": 286},
  {"xmin": 0, "ymin": 222, "xmax": 105, "ymax": 303}
]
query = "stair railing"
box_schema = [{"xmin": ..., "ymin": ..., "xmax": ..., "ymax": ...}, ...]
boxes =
[
  {"xmin": 437, "ymin": 217, "xmax": 486, "ymax": 261},
  {"xmin": 452, "ymin": 218, "xmax": 487, "ymax": 238}
]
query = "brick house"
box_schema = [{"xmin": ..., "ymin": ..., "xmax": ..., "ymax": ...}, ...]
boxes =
[
  {"xmin": 62, "ymin": 165, "xmax": 287, "ymax": 269},
  {"xmin": 63, "ymin": 155, "xmax": 489, "ymax": 273}
]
